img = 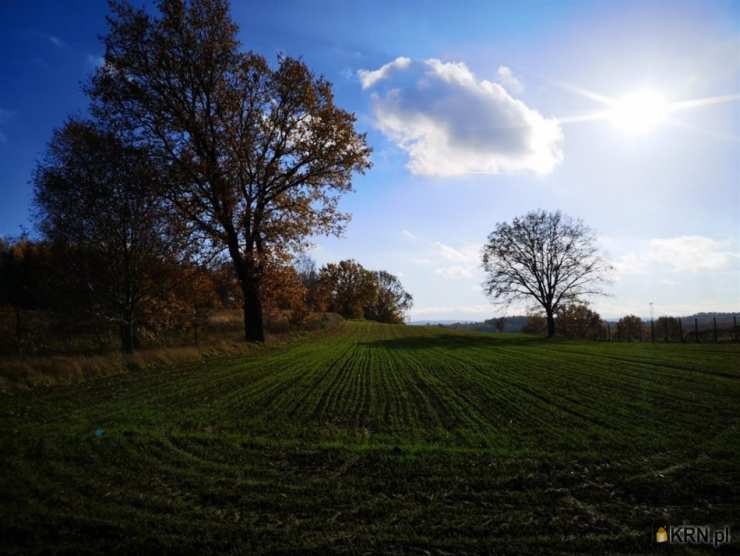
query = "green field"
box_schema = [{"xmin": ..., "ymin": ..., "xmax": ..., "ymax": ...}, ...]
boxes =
[{"xmin": 2, "ymin": 321, "xmax": 739, "ymax": 554}]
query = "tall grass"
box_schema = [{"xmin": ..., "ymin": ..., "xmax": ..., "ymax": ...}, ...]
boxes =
[{"xmin": 0, "ymin": 309, "xmax": 345, "ymax": 390}]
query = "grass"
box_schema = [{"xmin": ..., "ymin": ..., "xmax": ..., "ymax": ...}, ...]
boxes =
[
  {"xmin": 1, "ymin": 321, "xmax": 739, "ymax": 554},
  {"xmin": 0, "ymin": 310, "xmax": 344, "ymax": 389}
]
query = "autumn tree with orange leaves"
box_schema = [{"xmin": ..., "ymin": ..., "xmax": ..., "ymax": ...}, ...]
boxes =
[{"xmin": 89, "ymin": 0, "xmax": 371, "ymax": 342}]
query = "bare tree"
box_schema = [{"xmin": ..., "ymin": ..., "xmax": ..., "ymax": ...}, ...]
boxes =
[
  {"xmin": 482, "ymin": 210, "xmax": 611, "ymax": 337},
  {"xmin": 295, "ymin": 254, "xmax": 322, "ymax": 311},
  {"xmin": 89, "ymin": 0, "xmax": 371, "ymax": 342}
]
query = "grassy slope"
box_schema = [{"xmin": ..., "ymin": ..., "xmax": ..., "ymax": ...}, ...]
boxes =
[{"xmin": 1, "ymin": 321, "xmax": 739, "ymax": 554}]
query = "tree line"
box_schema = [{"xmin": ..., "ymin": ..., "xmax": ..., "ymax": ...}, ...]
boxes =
[
  {"xmin": 1, "ymin": 0, "xmax": 419, "ymax": 352},
  {"xmin": 0, "ymin": 234, "xmax": 412, "ymax": 353}
]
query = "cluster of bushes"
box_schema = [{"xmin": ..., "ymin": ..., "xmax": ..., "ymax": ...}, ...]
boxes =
[
  {"xmin": 522, "ymin": 306, "xmax": 656, "ymax": 341},
  {"xmin": 522, "ymin": 304, "xmax": 605, "ymax": 340},
  {"xmin": 297, "ymin": 258, "xmax": 412, "ymax": 323}
]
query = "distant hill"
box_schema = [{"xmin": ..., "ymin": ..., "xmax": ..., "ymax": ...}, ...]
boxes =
[
  {"xmin": 424, "ymin": 311, "xmax": 740, "ymax": 333},
  {"xmin": 422, "ymin": 316, "xmax": 530, "ymax": 333},
  {"xmin": 409, "ymin": 319, "xmax": 478, "ymax": 326},
  {"xmin": 689, "ymin": 312, "xmax": 740, "ymax": 318}
]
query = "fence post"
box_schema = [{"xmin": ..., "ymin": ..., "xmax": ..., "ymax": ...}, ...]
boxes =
[
  {"xmin": 678, "ymin": 318, "xmax": 684, "ymax": 343},
  {"xmin": 664, "ymin": 319, "xmax": 669, "ymax": 343},
  {"xmin": 735, "ymin": 315, "xmax": 738, "ymax": 343},
  {"xmin": 607, "ymin": 322, "xmax": 611, "ymax": 342},
  {"xmin": 713, "ymin": 317, "xmax": 718, "ymax": 343},
  {"xmin": 651, "ymin": 318, "xmax": 655, "ymax": 343},
  {"xmin": 695, "ymin": 318, "xmax": 699, "ymax": 343}
]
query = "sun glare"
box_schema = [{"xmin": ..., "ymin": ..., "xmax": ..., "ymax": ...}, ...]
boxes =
[{"xmin": 608, "ymin": 90, "xmax": 669, "ymax": 133}]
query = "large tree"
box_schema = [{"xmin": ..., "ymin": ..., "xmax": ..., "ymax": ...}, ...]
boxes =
[
  {"xmin": 34, "ymin": 119, "xmax": 178, "ymax": 353},
  {"xmin": 89, "ymin": 0, "xmax": 371, "ymax": 341},
  {"xmin": 482, "ymin": 210, "xmax": 611, "ymax": 337}
]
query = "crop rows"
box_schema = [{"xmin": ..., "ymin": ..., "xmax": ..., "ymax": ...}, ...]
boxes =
[{"xmin": 1, "ymin": 321, "xmax": 739, "ymax": 553}]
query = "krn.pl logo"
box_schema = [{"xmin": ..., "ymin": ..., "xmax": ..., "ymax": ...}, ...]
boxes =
[
  {"xmin": 656, "ymin": 527, "xmax": 668, "ymax": 543},
  {"xmin": 656, "ymin": 525, "xmax": 731, "ymax": 547}
]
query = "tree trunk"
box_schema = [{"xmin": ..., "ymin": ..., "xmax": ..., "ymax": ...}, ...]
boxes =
[
  {"xmin": 546, "ymin": 312, "xmax": 556, "ymax": 338},
  {"xmin": 242, "ymin": 276, "xmax": 265, "ymax": 342},
  {"xmin": 225, "ymin": 236, "xmax": 265, "ymax": 343},
  {"xmin": 120, "ymin": 311, "xmax": 136, "ymax": 353}
]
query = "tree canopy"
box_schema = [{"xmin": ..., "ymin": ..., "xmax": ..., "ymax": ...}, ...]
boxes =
[{"xmin": 482, "ymin": 210, "xmax": 611, "ymax": 337}]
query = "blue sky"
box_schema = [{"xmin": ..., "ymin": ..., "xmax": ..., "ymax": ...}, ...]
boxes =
[{"xmin": 1, "ymin": 0, "xmax": 738, "ymax": 320}]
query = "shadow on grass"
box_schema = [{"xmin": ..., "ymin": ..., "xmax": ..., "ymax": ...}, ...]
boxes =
[{"xmin": 361, "ymin": 333, "xmax": 550, "ymax": 351}]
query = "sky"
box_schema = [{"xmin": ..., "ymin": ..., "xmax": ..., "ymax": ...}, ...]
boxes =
[{"xmin": 1, "ymin": 0, "xmax": 738, "ymax": 321}]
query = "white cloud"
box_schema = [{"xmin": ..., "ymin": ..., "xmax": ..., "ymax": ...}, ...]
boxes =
[
  {"xmin": 432, "ymin": 241, "xmax": 480, "ymax": 263},
  {"xmin": 359, "ymin": 57, "xmax": 562, "ymax": 176},
  {"xmin": 647, "ymin": 236, "xmax": 737, "ymax": 272},
  {"xmin": 497, "ymin": 65, "xmax": 523, "ymax": 94},
  {"xmin": 401, "ymin": 229, "xmax": 417, "ymax": 241},
  {"xmin": 358, "ymin": 57, "xmax": 411, "ymax": 89},
  {"xmin": 48, "ymin": 35, "xmax": 64, "ymax": 47},
  {"xmin": 613, "ymin": 235, "xmax": 739, "ymax": 275},
  {"xmin": 434, "ymin": 265, "xmax": 473, "ymax": 280},
  {"xmin": 433, "ymin": 241, "xmax": 468, "ymax": 262},
  {"xmin": 431, "ymin": 242, "xmax": 482, "ymax": 280}
]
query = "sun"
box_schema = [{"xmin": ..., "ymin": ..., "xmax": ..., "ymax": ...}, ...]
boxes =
[
  {"xmin": 608, "ymin": 90, "xmax": 669, "ymax": 133},
  {"xmin": 555, "ymin": 82, "xmax": 740, "ymax": 134}
]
